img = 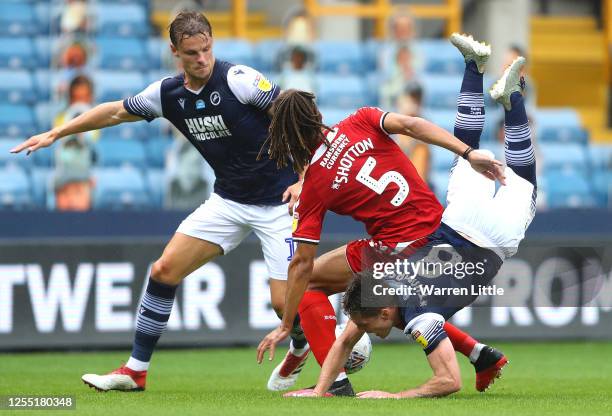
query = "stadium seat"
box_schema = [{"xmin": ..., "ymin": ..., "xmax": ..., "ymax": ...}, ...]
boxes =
[
  {"xmin": 93, "ymin": 167, "xmax": 152, "ymax": 210},
  {"xmin": 147, "ymin": 38, "xmax": 171, "ymax": 69},
  {"xmin": 99, "ymin": 123, "xmax": 150, "ymax": 141},
  {"xmin": 92, "ymin": 3, "xmax": 149, "ymax": 37},
  {"xmin": 422, "ymin": 109, "xmax": 455, "ymax": 134},
  {"xmin": 539, "ymin": 125, "xmax": 588, "ymax": 145},
  {"xmin": 0, "ymin": 1, "xmax": 36, "ymax": 36},
  {"xmin": 214, "ymin": 39, "xmax": 256, "ymax": 68},
  {"xmin": 254, "ymin": 39, "xmax": 285, "ymax": 72},
  {"xmin": 0, "ymin": 138, "xmax": 32, "ymax": 168},
  {"xmin": 0, "ymin": 36, "xmax": 36, "ymax": 69},
  {"xmin": 544, "ymin": 170, "xmax": 597, "ymax": 208},
  {"xmin": 541, "ymin": 143, "xmax": 588, "ymax": 172},
  {"xmin": 319, "ymin": 107, "xmax": 350, "ymax": 126},
  {"xmin": 316, "ymin": 74, "xmax": 368, "ymax": 109},
  {"xmin": 430, "ymin": 145, "xmax": 457, "ymax": 171},
  {"xmin": 0, "ymin": 70, "xmax": 36, "ymax": 104},
  {"xmin": 0, "ymin": 165, "xmax": 32, "ymax": 210},
  {"xmin": 34, "ymin": 101, "xmax": 63, "ymax": 131},
  {"xmin": 95, "ymin": 139, "xmax": 147, "ymax": 169},
  {"xmin": 588, "ymin": 144, "xmax": 612, "ymax": 170},
  {"xmin": 145, "ymin": 168, "xmax": 165, "ymax": 209},
  {"xmin": 33, "ymin": 1, "xmax": 52, "ymax": 33},
  {"xmin": 413, "ymin": 39, "xmax": 464, "ymax": 75},
  {"xmin": 145, "ymin": 137, "xmax": 173, "ymax": 169},
  {"xmin": 420, "ymin": 75, "xmax": 462, "ymax": 109},
  {"xmin": 314, "ymin": 41, "xmax": 365, "ymax": 75},
  {"xmin": 429, "ymin": 170, "xmax": 450, "ymax": 204},
  {"xmin": 0, "ymin": 104, "xmax": 36, "ymax": 137},
  {"xmin": 592, "ymin": 171, "xmax": 612, "ymax": 207},
  {"xmin": 93, "ymin": 71, "xmax": 146, "ymax": 102},
  {"xmin": 94, "ymin": 37, "xmax": 149, "ymax": 70},
  {"xmin": 30, "ymin": 167, "xmax": 52, "ymax": 208},
  {"xmin": 362, "ymin": 38, "xmax": 382, "ymax": 73}
]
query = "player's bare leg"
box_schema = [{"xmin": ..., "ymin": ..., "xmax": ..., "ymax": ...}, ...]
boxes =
[
  {"xmin": 267, "ymin": 279, "xmax": 311, "ymax": 391},
  {"xmin": 82, "ymin": 233, "xmax": 222, "ymax": 392}
]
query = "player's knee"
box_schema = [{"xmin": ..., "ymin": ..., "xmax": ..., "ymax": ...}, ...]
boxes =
[{"xmin": 151, "ymin": 257, "xmax": 179, "ymax": 285}]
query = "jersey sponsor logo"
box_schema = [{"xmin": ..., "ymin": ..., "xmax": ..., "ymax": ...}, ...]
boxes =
[
  {"xmin": 177, "ymin": 98, "xmax": 186, "ymax": 110},
  {"xmin": 253, "ymin": 74, "xmax": 272, "ymax": 92},
  {"xmin": 196, "ymin": 99, "xmax": 206, "ymax": 110},
  {"xmin": 184, "ymin": 115, "xmax": 232, "ymax": 141},
  {"xmin": 332, "ymin": 138, "xmax": 374, "ymax": 190},
  {"xmin": 210, "ymin": 91, "xmax": 221, "ymax": 106}
]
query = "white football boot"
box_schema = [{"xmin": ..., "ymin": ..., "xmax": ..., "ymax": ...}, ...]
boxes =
[
  {"xmin": 82, "ymin": 365, "xmax": 147, "ymax": 392},
  {"xmin": 267, "ymin": 344, "xmax": 310, "ymax": 391},
  {"xmin": 490, "ymin": 56, "xmax": 526, "ymax": 111},
  {"xmin": 450, "ymin": 32, "xmax": 491, "ymax": 74}
]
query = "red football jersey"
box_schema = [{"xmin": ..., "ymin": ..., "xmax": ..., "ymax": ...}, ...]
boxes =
[{"xmin": 293, "ymin": 107, "xmax": 443, "ymax": 244}]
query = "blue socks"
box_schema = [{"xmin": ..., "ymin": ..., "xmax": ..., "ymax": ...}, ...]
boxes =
[
  {"xmin": 504, "ymin": 92, "xmax": 537, "ymax": 187},
  {"xmin": 131, "ymin": 278, "xmax": 178, "ymax": 364},
  {"xmin": 454, "ymin": 61, "xmax": 484, "ymax": 149}
]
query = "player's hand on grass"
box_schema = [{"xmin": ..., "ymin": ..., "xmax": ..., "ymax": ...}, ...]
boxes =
[
  {"xmin": 10, "ymin": 130, "xmax": 58, "ymax": 156},
  {"xmin": 356, "ymin": 390, "xmax": 399, "ymax": 399},
  {"xmin": 282, "ymin": 181, "xmax": 302, "ymax": 215},
  {"xmin": 284, "ymin": 388, "xmax": 331, "ymax": 398},
  {"xmin": 256, "ymin": 324, "xmax": 291, "ymax": 363},
  {"xmin": 467, "ymin": 151, "xmax": 506, "ymax": 185}
]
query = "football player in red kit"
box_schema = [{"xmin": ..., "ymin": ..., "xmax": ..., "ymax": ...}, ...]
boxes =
[{"xmin": 257, "ymin": 34, "xmax": 516, "ymax": 397}]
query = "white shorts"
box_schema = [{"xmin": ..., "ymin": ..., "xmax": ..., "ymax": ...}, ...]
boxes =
[
  {"xmin": 441, "ymin": 149, "xmax": 536, "ymax": 259},
  {"xmin": 176, "ymin": 193, "xmax": 293, "ymax": 280}
]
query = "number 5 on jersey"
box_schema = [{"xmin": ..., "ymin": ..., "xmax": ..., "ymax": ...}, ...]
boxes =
[{"xmin": 356, "ymin": 156, "xmax": 410, "ymax": 206}]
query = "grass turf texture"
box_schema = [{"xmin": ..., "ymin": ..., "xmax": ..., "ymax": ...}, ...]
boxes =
[{"xmin": 1, "ymin": 342, "xmax": 611, "ymax": 416}]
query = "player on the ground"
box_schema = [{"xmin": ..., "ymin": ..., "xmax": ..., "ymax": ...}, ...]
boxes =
[
  {"xmin": 11, "ymin": 11, "xmax": 310, "ymax": 392},
  {"xmin": 258, "ymin": 34, "xmax": 536, "ymax": 398},
  {"xmin": 257, "ymin": 34, "xmax": 523, "ymax": 395}
]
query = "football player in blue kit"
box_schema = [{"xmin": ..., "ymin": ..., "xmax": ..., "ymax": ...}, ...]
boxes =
[{"xmin": 11, "ymin": 11, "xmax": 310, "ymax": 392}]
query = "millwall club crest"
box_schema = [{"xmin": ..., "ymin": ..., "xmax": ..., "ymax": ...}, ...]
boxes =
[
  {"xmin": 196, "ymin": 99, "xmax": 206, "ymax": 110},
  {"xmin": 210, "ymin": 91, "xmax": 221, "ymax": 106}
]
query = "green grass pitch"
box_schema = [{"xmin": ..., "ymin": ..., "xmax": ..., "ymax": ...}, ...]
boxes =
[{"xmin": 2, "ymin": 342, "xmax": 612, "ymax": 415}]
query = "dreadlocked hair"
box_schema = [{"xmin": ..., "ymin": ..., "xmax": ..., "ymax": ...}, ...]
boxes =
[{"xmin": 259, "ymin": 89, "xmax": 329, "ymax": 174}]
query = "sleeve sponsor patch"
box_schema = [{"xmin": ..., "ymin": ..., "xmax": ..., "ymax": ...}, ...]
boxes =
[{"xmin": 254, "ymin": 74, "xmax": 273, "ymax": 92}]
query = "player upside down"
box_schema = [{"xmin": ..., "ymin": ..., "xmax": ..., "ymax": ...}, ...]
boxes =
[{"xmin": 257, "ymin": 34, "xmax": 537, "ymax": 398}]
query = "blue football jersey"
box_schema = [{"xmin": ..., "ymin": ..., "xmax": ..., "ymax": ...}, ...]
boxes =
[{"xmin": 123, "ymin": 60, "xmax": 298, "ymax": 205}]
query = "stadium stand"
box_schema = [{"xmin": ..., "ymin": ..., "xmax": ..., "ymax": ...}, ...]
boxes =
[{"xmin": 0, "ymin": 0, "xmax": 608, "ymax": 211}]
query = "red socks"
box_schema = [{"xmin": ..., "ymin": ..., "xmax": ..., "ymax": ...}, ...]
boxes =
[
  {"xmin": 444, "ymin": 322, "xmax": 477, "ymax": 357},
  {"xmin": 298, "ymin": 290, "xmax": 338, "ymax": 366}
]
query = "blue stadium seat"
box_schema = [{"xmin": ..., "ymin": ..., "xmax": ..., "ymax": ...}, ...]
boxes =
[
  {"xmin": 0, "ymin": 37, "xmax": 36, "ymax": 69},
  {"xmin": 429, "ymin": 170, "xmax": 450, "ymax": 204},
  {"xmin": 0, "ymin": 165, "xmax": 32, "ymax": 209},
  {"xmin": 147, "ymin": 37, "xmax": 170, "ymax": 69},
  {"xmin": 145, "ymin": 168, "xmax": 165, "ymax": 209},
  {"xmin": 319, "ymin": 107, "xmax": 350, "ymax": 126},
  {"xmin": 0, "ymin": 138, "xmax": 32, "ymax": 168},
  {"xmin": 539, "ymin": 125, "xmax": 588, "ymax": 145},
  {"xmin": 34, "ymin": 101, "xmax": 62, "ymax": 131},
  {"xmin": 316, "ymin": 74, "xmax": 368, "ymax": 108},
  {"xmin": 592, "ymin": 171, "xmax": 612, "ymax": 207},
  {"xmin": 93, "ymin": 167, "xmax": 151, "ymax": 210},
  {"xmin": 145, "ymin": 137, "xmax": 173, "ymax": 168},
  {"xmin": 146, "ymin": 70, "xmax": 175, "ymax": 85},
  {"xmin": 541, "ymin": 143, "xmax": 588, "ymax": 172},
  {"xmin": 214, "ymin": 39, "xmax": 256, "ymax": 68},
  {"xmin": 0, "ymin": 70, "xmax": 36, "ymax": 104},
  {"xmin": 33, "ymin": 1, "xmax": 52, "ymax": 33},
  {"xmin": 254, "ymin": 39, "xmax": 285, "ymax": 72},
  {"xmin": 95, "ymin": 37, "xmax": 149, "ymax": 70},
  {"xmin": 92, "ymin": 4, "xmax": 149, "ymax": 37},
  {"xmin": 430, "ymin": 145, "xmax": 456, "ymax": 171},
  {"xmin": 93, "ymin": 71, "xmax": 146, "ymax": 102},
  {"xmin": 362, "ymin": 39, "xmax": 382, "ymax": 73},
  {"xmin": 30, "ymin": 167, "xmax": 52, "ymax": 208},
  {"xmin": 421, "ymin": 75, "xmax": 462, "ymax": 109},
  {"xmin": 413, "ymin": 39, "xmax": 464, "ymax": 75},
  {"xmin": 422, "ymin": 109, "xmax": 455, "ymax": 134},
  {"xmin": 315, "ymin": 41, "xmax": 365, "ymax": 75},
  {"xmin": 34, "ymin": 37, "xmax": 58, "ymax": 68},
  {"xmin": 31, "ymin": 145, "xmax": 55, "ymax": 168},
  {"xmin": 0, "ymin": 1, "xmax": 37, "ymax": 36},
  {"xmin": 0, "ymin": 104, "xmax": 36, "ymax": 137},
  {"xmin": 95, "ymin": 139, "xmax": 147, "ymax": 168},
  {"xmin": 99, "ymin": 123, "xmax": 150, "ymax": 141},
  {"xmin": 544, "ymin": 170, "xmax": 597, "ymax": 208},
  {"xmin": 588, "ymin": 144, "xmax": 612, "ymax": 170}
]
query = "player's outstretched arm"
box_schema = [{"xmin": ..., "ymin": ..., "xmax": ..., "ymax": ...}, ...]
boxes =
[
  {"xmin": 382, "ymin": 112, "xmax": 506, "ymax": 184},
  {"xmin": 312, "ymin": 320, "xmax": 364, "ymax": 397},
  {"xmin": 10, "ymin": 101, "xmax": 142, "ymax": 155}
]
